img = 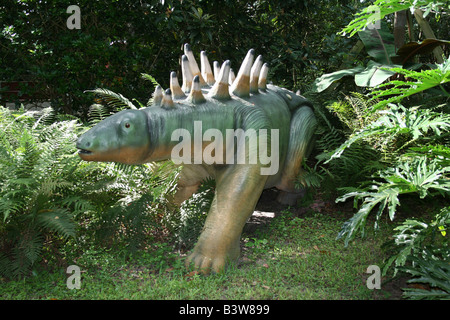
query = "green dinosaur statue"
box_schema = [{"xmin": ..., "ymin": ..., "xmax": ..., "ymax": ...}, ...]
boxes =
[{"xmin": 77, "ymin": 44, "xmax": 317, "ymax": 274}]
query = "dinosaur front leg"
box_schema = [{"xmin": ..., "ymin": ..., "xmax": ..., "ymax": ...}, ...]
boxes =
[
  {"xmin": 171, "ymin": 165, "xmax": 210, "ymax": 207},
  {"xmin": 186, "ymin": 165, "xmax": 268, "ymax": 274}
]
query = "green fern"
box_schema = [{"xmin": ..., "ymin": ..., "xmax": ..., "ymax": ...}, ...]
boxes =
[
  {"xmin": 0, "ymin": 106, "xmax": 80, "ymax": 277},
  {"xmin": 303, "ymin": 106, "xmax": 382, "ymax": 194},
  {"xmin": 141, "ymin": 73, "xmax": 161, "ymax": 106},
  {"xmin": 87, "ymin": 103, "xmax": 111, "ymax": 125},
  {"xmin": 141, "ymin": 73, "xmax": 161, "ymax": 88},
  {"xmin": 174, "ymin": 178, "xmax": 215, "ymax": 250},
  {"xmin": 85, "ymin": 88, "xmax": 138, "ymax": 111}
]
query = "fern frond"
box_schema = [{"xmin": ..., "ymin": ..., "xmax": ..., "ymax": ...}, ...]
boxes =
[
  {"xmin": 21, "ymin": 233, "xmax": 44, "ymax": 264},
  {"xmin": 32, "ymin": 107, "xmax": 57, "ymax": 129},
  {"xmin": 0, "ymin": 253, "xmax": 14, "ymax": 278},
  {"xmin": 85, "ymin": 88, "xmax": 137, "ymax": 110},
  {"xmin": 141, "ymin": 73, "xmax": 161, "ymax": 88},
  {"xmin": 36, "ymin": 209, "xmax": 76, "ymax": 239},
  {"xmin": 88, "ymin": 103, "xmax": 111, "ymax": 125},
  {"xmin": 141, "ymin": 73, "xmax": 162, "ymax": 106}
]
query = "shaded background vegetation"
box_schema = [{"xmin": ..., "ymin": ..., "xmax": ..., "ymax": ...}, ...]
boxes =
[{"xmin": 0, "ymin": 0, "xmax": 362, "ymax": 115}]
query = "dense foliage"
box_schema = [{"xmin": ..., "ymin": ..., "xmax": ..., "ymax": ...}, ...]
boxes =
[
  {"xmin": 305, "ymin": 0, "xmax": 449, "ymax": 299},
  {"xmin": 1, "ymin": 0, "xmax": 449, "ymax": 299},
  {"xmin": 0, "ymin": 0, "xmax": 360, "ymax": 116},
  {"xmin": 0, "ymin": 105, "xmax": 184, "ymax": 278}
]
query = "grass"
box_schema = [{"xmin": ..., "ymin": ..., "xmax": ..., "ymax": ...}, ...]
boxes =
[{"xmin": 0, "ymin": 204, "xmax": 395, "ymax": 300}]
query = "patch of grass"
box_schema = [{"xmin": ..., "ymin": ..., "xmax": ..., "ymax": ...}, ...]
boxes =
[{"xmin": 0, "ymin": 208, "xmax": 393, "ymax": 300}]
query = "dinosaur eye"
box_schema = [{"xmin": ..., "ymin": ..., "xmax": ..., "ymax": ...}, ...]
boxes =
[{"xmin": 125, "ymin": 122, "xmax": 131, "ymax": 128}]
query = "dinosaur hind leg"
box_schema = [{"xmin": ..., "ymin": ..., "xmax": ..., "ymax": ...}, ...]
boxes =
[{"xmin": 276, "ymin": 106, "xmax": 317, "ymax": 205}]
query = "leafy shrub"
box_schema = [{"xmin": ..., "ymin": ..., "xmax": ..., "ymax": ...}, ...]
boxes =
[
  {"xmin": 0, "ymin": 99, "xmax": 185, "ymax": 278},
  {"xmin": 0, "ymin": 106, "xmax": 81, "ymax": 277},
  {"xmin": 299, "ymin": 94, "xmax": 382, "ymax": 196},
  {"xmin": 336, "ymin": 156, "xmax": 449, "ymax": 246}
]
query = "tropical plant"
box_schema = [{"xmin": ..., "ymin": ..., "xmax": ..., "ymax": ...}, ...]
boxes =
[
  {"xmin": 384, "ymin": 206, "xmax": 449, "ymax": 274},
  {"xmin": 300, "ymin": 98, "xmax": 382, "ymax": 196},
  {"xmin": 336, "ymin": 156, "xmax": 449, "ymax": 246},
  {"xmin": 401, "ymin": 247, "xmax": 450, "ymax": 299},
  {"xmin": 327, "ymin": 103, "xmax": 450, "ymax": 162},
  {"xmin": 314, "ymin": 0, "xmax": 450, "ymax": 298},
  {"xmin": 341, "ymin": 0, "xmax": 449, "ymax": 37},
  {"xmin": 369, "ymin": 57, "xmax": 450, "ymax": 111},
  {"xmin": 312, "ymin": 21, "xmax": 399, "ymax": 92}
]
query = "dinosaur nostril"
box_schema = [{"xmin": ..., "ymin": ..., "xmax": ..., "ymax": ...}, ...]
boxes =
[{"xmin": 86, "ymin": 142, "xmax": 91, "ymax": 148}]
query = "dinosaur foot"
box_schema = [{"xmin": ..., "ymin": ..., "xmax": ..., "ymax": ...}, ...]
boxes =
[{"xmin": 185, "ymin": 239, "xmax": 240, "ymax": 275}]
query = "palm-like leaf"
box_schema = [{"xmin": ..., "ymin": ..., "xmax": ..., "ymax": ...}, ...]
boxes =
[
  {"xmin": 369, "ymin": 58, "xmax": 450, "ymax": 111},
  {"xmin": 341, "ymin": 0, "xmax": 443, "ymax": 37},
  {"xmin": 328, "ymin": 104, "xmax": 450, "ymax": 162},
  {"xmin": 336, "ymin": 156, "xmax": 450, "ymax": 246}
]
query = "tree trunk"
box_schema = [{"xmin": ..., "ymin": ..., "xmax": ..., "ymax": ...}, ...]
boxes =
[
  {"xmin": 406, "ymin": 10, "xmax": 416, "ymax": 42},
  {"xmin": 394, "ymin": 10, "xmax": 407, "ymax": 51},
  {"xmin": 413, "ymin": 9, "xmax": 445, "ymax": 63}
]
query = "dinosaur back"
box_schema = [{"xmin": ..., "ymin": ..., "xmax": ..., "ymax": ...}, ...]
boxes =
[{"xmin": 149, "ymin": 43, "xmax": 312, "ymax": 116}]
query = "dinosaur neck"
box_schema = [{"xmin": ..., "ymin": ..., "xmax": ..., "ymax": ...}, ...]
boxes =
[{"xmin": 143, "ymin": 102, "xmax": 235, "ymax": 162}]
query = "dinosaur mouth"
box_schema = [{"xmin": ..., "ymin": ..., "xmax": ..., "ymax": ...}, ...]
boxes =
[{"xmin": 77, "ymin": 148, "xmax": 93, "ymax": 156}]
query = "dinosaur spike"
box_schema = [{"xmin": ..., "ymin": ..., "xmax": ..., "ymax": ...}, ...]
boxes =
[
  {"xmin": 201, "ymin": 51, "xmax": 215, "ymax": 86},
  {"xmin": 170, "ymin": 71, "xmax": 186, "ymax": 99},
  {"xmin": 208, "ymin": 60, "xmax": 231, "ymax": 101},
  {"xmin": 152, "ymin": 85, "xmax": 163, "ymax": 106},
  {"xmin": 213, "ymin": 61, "xmax": 220, "ymax": 82},
  {"xmin": 188, "ymin": 75, "xmax": 206, "ymax": 104},
  {"xmin": 181, "ymin": 55, "xmax": 193, "ymax": 93},
  {"xmin": 258, "ymin": 63, "xmax": 269, "ymax": 91},
  {"xmin": 162, "ymin": 88, "xmax": 174, "ymax": 108},
  {"xmin": 228, "ymin": 68, "xmax": 235, "ymax": 85},
  {"xmin": 184, "ymin": 43, "xmax": 206, "ymax": 87},
  {"xmin": 230, "ymin": 48, "xmax": 255, "ymax": 97},
  {"xmin": 250, "ymin": 55, "xmax": 263, "ymax": 93}
]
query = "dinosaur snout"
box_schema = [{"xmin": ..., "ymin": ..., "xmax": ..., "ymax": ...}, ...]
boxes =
[{"xmin": 76, "ymin": 135, "xmax": 94, "ymax": 158}]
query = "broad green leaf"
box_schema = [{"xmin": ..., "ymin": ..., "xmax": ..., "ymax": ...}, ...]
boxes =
[
  {"xmin": 358, "ymin": 21, "xmax": 396, "ymax": 65},
  {"xmin": 355, "ymin": 61, "xmax": 398, "ymax": 87},
  {"xmin": 311, "ymin": 66, "xmax": 365, "ymax": 92}
]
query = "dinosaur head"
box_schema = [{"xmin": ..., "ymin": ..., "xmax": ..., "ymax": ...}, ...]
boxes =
[{"xmin": 76, "ymin": 109, "xmax": 151, "ymax": 164}]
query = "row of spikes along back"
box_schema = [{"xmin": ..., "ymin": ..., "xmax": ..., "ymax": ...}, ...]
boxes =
[{"xmin": 152, "ymin": 44, "xmax": 269, "ymax": 108}]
